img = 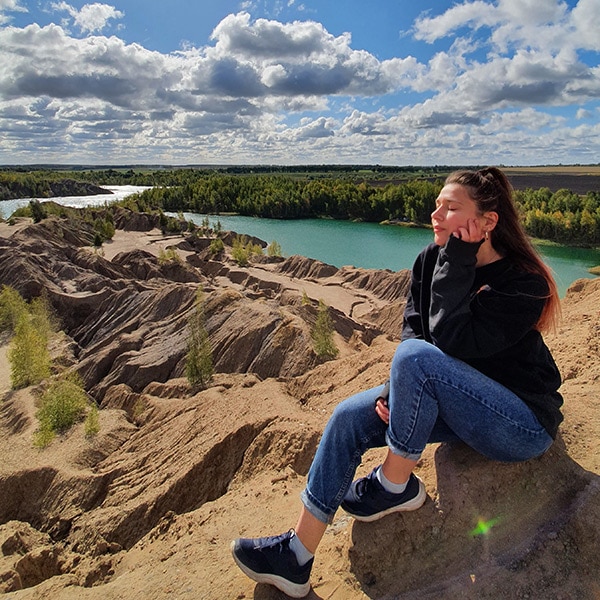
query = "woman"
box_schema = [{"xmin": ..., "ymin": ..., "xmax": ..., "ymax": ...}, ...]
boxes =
[{"xmin": 231, "ymin": 167, "xmax": 563, "ymax": 598}]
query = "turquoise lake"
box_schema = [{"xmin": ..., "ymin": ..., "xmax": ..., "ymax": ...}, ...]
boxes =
[
  {"xmin": 1, "ymin": 187, "xmax": 598, "ymax": 297},
  {"xmin": 184, "ymin": 212, "xmax": 600, "ymax": 298}
]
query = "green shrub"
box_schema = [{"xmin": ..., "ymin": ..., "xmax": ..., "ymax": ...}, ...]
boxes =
[
  {"xmin": 29, "ymin": 294, "xmax": 58, "ymax": 339},
  {"xmin": 232, "ymin": 235, "xmax": 263, "ymax": 266},
  {"xmin": 3, "ymin": 288, "xmax": 57, "ymax": 388},
  {"xmin": 158, "ymin": 247, "xmax": 182, "ymax": 264},
  {"xmin": 9, "ymin": 315, "xmax": 51, "ymax": 389},
  {"xmin": 84, "ymin": 403, "xmax": 100, "ymax": 437},
  {"xmin": 267, "ymin": 240, "xmax": 282, "ymax": 257},
  {"xmin": 94, "ymin": 217, "xmax": 115, "ymax": 242},
  {"xmin": 311, "ymin": 300, "xmax": 339, "ymax": 361},
  {"xmin": 0, "ymin": 285, "xmax": 29, "ymax": 333},
  {"xmin": 34, "ymin": 376, "xmax": 89, "ymax": 447},
  {"xmin": 186, "ymin": 288, "xmax": 213, "ymax": 388},
  {"xmin": 209, "ymin": 237, "xmax": 224, "ymax": 254},
  {"xmin": 30, "ymin": 200, "xmax": 47, "ymax": 223}
]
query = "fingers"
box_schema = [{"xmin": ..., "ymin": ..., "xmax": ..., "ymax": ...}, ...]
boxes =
[
  {"xmin": 453, "ymin": 219, "xmax": 485, "ymax": 243},
  {"xmin": 375, "ymin": 399, "xmax": 389, "ymax": 425},
  {"xmin": 468, "ymin": 218, "xmax": 484, "ymax": 241}
]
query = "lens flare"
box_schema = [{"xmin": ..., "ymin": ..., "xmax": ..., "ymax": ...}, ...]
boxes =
[{"xmin": 470, "ymin": 516, "xmax": 501, "ymax": 537}]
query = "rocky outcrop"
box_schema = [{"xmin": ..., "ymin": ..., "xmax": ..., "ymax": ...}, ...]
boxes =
[
  {"xmin": 112, "ymin": 249, "xmax": 203, "ymax": 283},
  {"xmin": 348, "ymin": 439, "xmax": 598, "ymax": 599},
  {"xmin": 276, "ymin": 254, "xmax": 339, "ymax": 279},
  {"xmin": 338, "ymin": 264, "xmax": 412, "ymax": 302},
  {"xmin": 110, "ymin": 207, "xmax": 160, "ymax": 232}
]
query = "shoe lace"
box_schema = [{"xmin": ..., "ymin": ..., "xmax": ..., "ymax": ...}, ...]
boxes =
[{"xmin": 261, "ymin": 530, "xmax": 293, "ymax": 552}]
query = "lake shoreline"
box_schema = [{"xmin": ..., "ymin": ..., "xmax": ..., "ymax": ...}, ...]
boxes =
[{"xmin": 1, "ymin": 187, "xmax": 598, "ymax": 295}]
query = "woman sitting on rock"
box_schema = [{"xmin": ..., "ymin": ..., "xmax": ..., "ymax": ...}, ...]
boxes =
[{"xmin": 231, "ymin": 167, "xmax": 563, "ymax": 598}]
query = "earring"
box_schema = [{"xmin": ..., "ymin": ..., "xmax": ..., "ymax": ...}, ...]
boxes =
[{"xmin": 485, "ymin": 231, "xmax": 489, "ymax": 240}]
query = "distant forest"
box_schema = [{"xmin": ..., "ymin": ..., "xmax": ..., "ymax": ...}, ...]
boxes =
[{"xmin": 1, "ymin": 166, "xmax": 599, "ymax": 246}]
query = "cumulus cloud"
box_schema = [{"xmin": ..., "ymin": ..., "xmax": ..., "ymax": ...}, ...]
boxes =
[
  {"xmin": 0, "ymin": 23, "xmax": 182, "ymax": 111},
  {"xmin": 204, "ymin": 12, "xmax": 401, "ymax": 97},
  {"xmin": 50, "ymin": 2, "xmax": 124, "ymax": 34},
  {"xmin": 0, "ymin": 0, "xmax": 27, "ymax": 12},
  {"xmin": 570, "ymin": 0, "xmax": 600, "ymax": 51},
  {"xmin": 0, "ymin": 0, "xmax": 27, "ymax": 25},
  {"xmin": 576, "ymin": 108, "xmax": 592, "ymax": 119},
  {"xmin": 293, "ymin": 116, "xmax": 336, "ymax": 139}
]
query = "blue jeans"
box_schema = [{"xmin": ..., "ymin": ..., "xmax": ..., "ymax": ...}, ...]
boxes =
[{"xmin": 301, "ymin": 339, "xmax": 553, "ymax": 524}]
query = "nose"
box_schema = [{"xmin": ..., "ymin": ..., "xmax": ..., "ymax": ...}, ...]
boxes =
[{"xmin": 431, "ymin": 204, "xmax": 443, "ymax": 221}]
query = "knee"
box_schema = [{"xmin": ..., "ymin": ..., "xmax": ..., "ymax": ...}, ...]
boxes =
[
  {"xmin": 325, "ymin": 389, "xmax": 381, "ymax": 442},
  {"xmin": 329, "ymin": 396, "xmax": 362, "ymax": 425},
  {"xmin": 393, "ymin": 338, "xmax": 439, "ymax": 367},
  {"xmin": 390, "ymin": 339, "xmax": 443, "ymax": 385}
]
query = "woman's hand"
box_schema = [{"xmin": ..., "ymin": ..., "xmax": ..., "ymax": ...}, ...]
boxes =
[
  {"xmin": 453, "ymin": 218, "xmax": 485, "ymax": 243},
  {"xmin": 375, "ymin": 398, "xmax": 389, "ymax": 424}
]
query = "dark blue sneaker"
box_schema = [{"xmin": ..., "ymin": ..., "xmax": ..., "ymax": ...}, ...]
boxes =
[
  {"xmin": 231, "ymin": 529, "xmax": 313, "ymax": 598},
  {"xmin": 341, "ymin": 469, "xmax": 426, "ymax": 522}
]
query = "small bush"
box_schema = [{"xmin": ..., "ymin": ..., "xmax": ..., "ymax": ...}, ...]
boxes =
[
  {"xmin": 232, "ymin": 235, "xmax": 263, "ymax": 266},
  {"xmin": 0, "ymin": 285, "xmax": 29, "ymax": 333},
  {"xmin": 209, "ymin": 237, "xmax": 224, "ymax": 254},
  {"xmin": 267, "ymin": 240, "xmax": 282, "ymax": 257},
  {"xmin": 132, "ymin": 397, "xmax": 147, "ymax": 420},
  {"xmin": 84, "ymin": 403, "xmax": 100, "ymax": 437},
  {"xmin": 30, "ymin": 200, "xmax": 47, "ymax": 223},
  {"xmin": 94, "ymin": 217, "xmax": 115, "ymax": 242},
  {"xmin": 34, "ymin": 376, "xmax": 89, "ymax": 447},
  {"xmin": 158, "ymin": 247, "xmax": 182, "ymax": 264},
  {"xmin": 9, "ymin": 315, "xmax": 52, "ymax": 389},
  {"xmin": 29, "ymin": 294, "xmax": 58, "ymax": 339},
  {"xmin": 311, "ymin": 300, "xmax": 339, "ymax": 361}
]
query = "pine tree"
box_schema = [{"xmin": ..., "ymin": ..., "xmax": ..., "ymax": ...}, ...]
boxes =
[{"xmin": 186, "ymin": 288, "xmax": 214, "ymax": 388}]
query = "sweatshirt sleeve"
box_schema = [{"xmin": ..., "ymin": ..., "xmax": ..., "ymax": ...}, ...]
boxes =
[
  {"xmin": 429, "ymin": 235, "xmax": 547, "ymax": 359},
  {"xmin": 401, "ymin": 271, "xmax": 422, "ymax": 341},
  {"xmin": 401, "ymin": 243, "xmax": 442, "ymax": 342}
]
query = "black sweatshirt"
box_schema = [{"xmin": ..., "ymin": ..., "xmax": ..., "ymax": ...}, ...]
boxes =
[{"xmin": 401, "ymin": 236, "xmax": 563, "ymax": 438}]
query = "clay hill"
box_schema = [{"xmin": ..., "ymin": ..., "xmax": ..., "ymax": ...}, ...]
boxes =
[{"xmin": 0, "ymin": 209, "xmax": 599, "ymax": 600}]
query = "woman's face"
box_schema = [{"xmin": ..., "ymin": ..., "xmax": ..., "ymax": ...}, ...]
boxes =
[{"xmin": 431, "ymin": 183, "xmax": 482, "ymax": 246}]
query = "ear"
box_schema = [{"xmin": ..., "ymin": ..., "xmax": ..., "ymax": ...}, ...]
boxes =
[{"xmin": 482, "ymin": 210, "xmax": 499, "ymax": 233}]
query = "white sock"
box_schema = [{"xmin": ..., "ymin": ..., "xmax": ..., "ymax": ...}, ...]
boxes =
[
  {"xmin": 376, "ymin": 466, "xmax": 408, "ymax": 494},
  {"xmin": 289, "ymin": 530, "xmax": 314, "ymax": 566}
]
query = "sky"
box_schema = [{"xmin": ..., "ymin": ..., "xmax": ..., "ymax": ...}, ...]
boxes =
[{"xmin": 0, "ymin": 0, "xmax": 599, "ymax": 166}]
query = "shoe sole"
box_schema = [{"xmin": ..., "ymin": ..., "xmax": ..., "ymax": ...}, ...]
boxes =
[
  {"xmin": 344, "ymin": 477, "xmax": 427, "ymax": 523},
  {"xmin": 230, "ymin": 541, "xmax": 311, "ymax": 598}
]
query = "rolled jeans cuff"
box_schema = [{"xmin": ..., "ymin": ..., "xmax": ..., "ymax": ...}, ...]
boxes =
[
  {"xmin": 385, "ymin": 430, "xmax": 423, "ymax": 462},
  {"xmin": 300, "ymin": 488, "xmax": 335, "ymax": 525}
]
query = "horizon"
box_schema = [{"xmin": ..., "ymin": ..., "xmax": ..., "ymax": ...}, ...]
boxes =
[{"xmin": 2, "ymin": 163, "xmax": 600, "ymax": 170}]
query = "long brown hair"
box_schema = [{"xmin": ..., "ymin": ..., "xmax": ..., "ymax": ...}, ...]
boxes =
[{"xmin": 445, "ymin": 167, "xmax": 560, "ymax": 333}]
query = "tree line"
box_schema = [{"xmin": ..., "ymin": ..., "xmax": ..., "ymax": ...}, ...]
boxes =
[
  {"xmin": 122, "ymin": 174, "xmax": 600, "ymax": 246},
  {"xmin": 2, "ymin": 169, "xmax": 599, "ymax": 245}
]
